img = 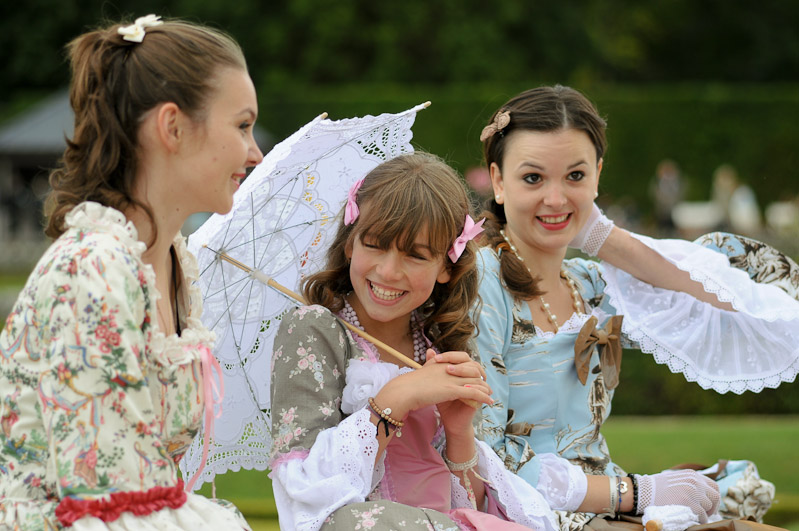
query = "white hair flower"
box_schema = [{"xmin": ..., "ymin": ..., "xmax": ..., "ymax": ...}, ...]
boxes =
[
  {"xmin": 340, "ymin": 359, "xmax": 400, "ymax": 414},
  {"xmin": 118, "ymin": 14, "xmax": 163, "ymax": 43}
]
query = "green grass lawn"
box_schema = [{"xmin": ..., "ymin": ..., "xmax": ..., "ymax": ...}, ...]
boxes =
[
  {"xmin": 198, "ymin": 415, "xmax": 799, "ymax": 529},
  {"xmin": 603, "ymin": 415, "xmax": 799, "ymax": 529}
]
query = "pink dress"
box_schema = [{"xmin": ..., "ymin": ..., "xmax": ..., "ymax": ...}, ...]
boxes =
[{"xmin": 379, "ymin": 405, "xmax": 532, "ymax": 530}]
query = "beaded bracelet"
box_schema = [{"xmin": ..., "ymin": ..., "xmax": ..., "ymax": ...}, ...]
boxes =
[
  {"xmin": 442, "ymin": 445, "xmax": 484, "ymax": 510},
  {"xmin": 367, "ymin": 397, "xmax": 404, "ymax": 438},
  {"xmin": 629, "ymin": 474, "xmax": 640, "ymax": 515}
]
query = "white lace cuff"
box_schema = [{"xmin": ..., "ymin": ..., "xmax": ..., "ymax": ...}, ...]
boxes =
[
  {"xmin": 603, "ymin": 233, "xmax": 799, "ymax": 393},
  {"xmin": 469, "ymin": 440, "xmax": 559, "ymax": 530},
  {"xmin": 581, "ymin": 212, "xmax": 614, "ymax": 257},
  {"xmin": 270, "ymin": 408, "xmax": 380, "ymax": 531},
  {"xmin": 536, "ymin": 453, "xmax": 588, "ymax": 511}
]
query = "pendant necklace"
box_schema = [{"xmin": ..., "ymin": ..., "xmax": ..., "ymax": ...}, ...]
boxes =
[
  {"xmin": 500, "ymin": 229, "xmax": 584, "ymax": 332},
  {"xmin": 340, "ymin": 298, "xmax": 428, "ymax": 363}
]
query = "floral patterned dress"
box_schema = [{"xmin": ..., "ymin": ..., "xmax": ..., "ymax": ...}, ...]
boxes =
[
  {"xmin": 0, "ymin": 202, "xmax": 248, "ymax": 530},
  {"xmin": 268, "ymin": 304, "xmax": 577, "ymax": 531},
  {"xmin": 476, "ymin": 232, "xmax": 799, "ymax": 528}
]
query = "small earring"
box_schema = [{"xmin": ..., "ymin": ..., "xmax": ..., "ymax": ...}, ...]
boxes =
[
  {"xmin": 495, "ymin": 195, "xmax": 501, "ymax": 201},
  {"xmin": 594, "ymin": 191, "xmax": 599, "ymax": 199}
]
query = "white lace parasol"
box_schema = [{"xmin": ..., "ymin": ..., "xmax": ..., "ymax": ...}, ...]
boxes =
[{"xmin": 178, "ymin": 103, "xmax": 429, "ymax": 489}]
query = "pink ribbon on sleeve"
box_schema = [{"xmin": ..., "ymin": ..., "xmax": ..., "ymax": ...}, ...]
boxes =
[
  {"xmin": 448, "ymin": 215, "xmax": 485, "ymax": 263},
  {"xmin": 184, "ymin": 344, "xmax": 225, "ymax": 492},
  {"xmin": 344, "ymin": 178, "xmax": 365, "ymax": 225}
]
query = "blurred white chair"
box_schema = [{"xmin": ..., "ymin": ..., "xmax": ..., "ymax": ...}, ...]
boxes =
[{"xmin": 765, "ymin": 201, "xmax": 799, "ymax": 234}]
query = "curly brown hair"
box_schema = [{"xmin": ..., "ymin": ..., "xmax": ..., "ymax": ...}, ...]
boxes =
[
  {"xmin": 478, "ymin": 85, "xmax": 607, "ymax": 300},
  {"xmin": 44, "ymin": 18, "xmax": 247, "ymax": 242},
  {"xmin": 303, "ymin": 152, "xmax": 480, "ymax": 354}
]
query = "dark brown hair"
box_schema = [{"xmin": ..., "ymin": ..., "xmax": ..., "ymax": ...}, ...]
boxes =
[
  {"xmin": 44, "ymin": 18, "xmax": 247, "ymax": 240},
  {"xmin": 479, "ymin": 85, "xmax": 607, "ymax": 300},
  {"xmin": 303, "ymin": 152, "xmax": 480, "ymax": 353}
]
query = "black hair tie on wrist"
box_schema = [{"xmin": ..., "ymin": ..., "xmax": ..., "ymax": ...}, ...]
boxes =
[
  {"xmin": 629, "ymin": 474, "xmax": 639, "ymax": 515},
  {"xmin": 376, "ymin": 417, "xmax": 391, "ymax": 437}
]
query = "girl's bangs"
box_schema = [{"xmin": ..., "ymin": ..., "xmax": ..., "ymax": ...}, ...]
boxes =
[{"xmin": 356, "ymin": 188, "xmax": 455, "ymax": 257}]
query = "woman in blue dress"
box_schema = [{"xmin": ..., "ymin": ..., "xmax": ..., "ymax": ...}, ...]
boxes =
[{"xmin": 474, "ymin": 85, "xmax": 799, "ymax": 528}]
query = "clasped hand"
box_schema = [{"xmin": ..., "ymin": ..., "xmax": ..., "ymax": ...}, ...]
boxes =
[{"xmin": 374, "ymin": 350, "xmax": 492, "ymax": 434}]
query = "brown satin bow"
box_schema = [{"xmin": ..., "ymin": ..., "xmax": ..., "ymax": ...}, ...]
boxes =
[{"xmin": 574, "ymin": 315, "xmax": 624, "ymax": 389}]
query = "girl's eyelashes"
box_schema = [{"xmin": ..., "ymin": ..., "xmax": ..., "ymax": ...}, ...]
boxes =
[
  {"xmin": 239, "ymin": 121, "xmax": 253, "ymax": 131},
  {"xmin": 522, "ymin": 173, "xmax": 542, "ymax": 184},
  {"xmin": 522, "ymin": 171, "xmax": 586, "ymax": 183},
  {"xmin": 568, "ymin": 170, "xmax": 586, "ymax": 181}
]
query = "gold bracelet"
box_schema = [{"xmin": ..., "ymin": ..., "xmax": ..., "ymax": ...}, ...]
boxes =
[{"xmin": 367, "ymin": 397, "xmax": 404, "ymax": 438}]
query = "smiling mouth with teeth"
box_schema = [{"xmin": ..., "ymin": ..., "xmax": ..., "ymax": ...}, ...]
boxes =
[
  {"xmin": 538, "ymin": 213, "xmax": 571, "ymax": 224},
  {"xmin": 369, "ymin": 281, "xmax": 405, "ymax": 301}
]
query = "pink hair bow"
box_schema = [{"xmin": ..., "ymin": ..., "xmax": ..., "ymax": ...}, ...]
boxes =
[
  {"xmin": 448, "ymin": 215, "xmax": 485, "ymax": 263},
  {"xmin": 344, "ymin": 178, "xmax": 365, "ymax": 225}
]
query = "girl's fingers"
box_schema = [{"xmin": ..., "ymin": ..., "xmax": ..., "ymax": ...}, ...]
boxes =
[
  {"xmin": 461, "ymin": 384, "xmax": 494, "ymax": 406},
  {"xmin": 465, "ymin": 380, "xmax": 492, "ymax": 396},
  {"xmin": 433, "ymin": 351, "xmax": 488, "ymax": 380},
  {"xmin": 433, "ymin": 350, "xmax": 472, "ymax": 364},
  {"xmin": 445, "ymin": 361, "xmax": 487, "ymax": 381}
]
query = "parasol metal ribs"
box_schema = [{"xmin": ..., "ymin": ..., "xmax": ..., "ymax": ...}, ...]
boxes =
[
  {"xmin": 212, "ymin": 248, "xmax": 482, "ymax": 409},
  {"xmin": 207, "ymin": 246, "xmax": 424, "ymax": 369}
]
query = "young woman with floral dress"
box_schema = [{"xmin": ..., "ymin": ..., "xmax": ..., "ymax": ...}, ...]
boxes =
[{"xmin": 0, "ymin": 15, "xmax": 263, "ymax": 529}]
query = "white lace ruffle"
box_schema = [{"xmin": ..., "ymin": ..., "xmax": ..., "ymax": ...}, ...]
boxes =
[
  {"xmin": 68, "ymin": 492, "xmax": 250, "ymax": 530},
  {"xmin": 270, "ymin": 408, "xmax": 380, "ymax": 531},
  {"xmin": 473, "ymin": 440, "xmax": 559, "ymax": 530},
  {"xmin": 184, "ymin": 106, "xmax": 425, "ymax": 489},
  {"xmin": 603, "ymin": 234, "xmax": 799, "ymax": 394},
  {"xmin": 534, "ymin": 306, "xmax": 613, "ymax": 339}
]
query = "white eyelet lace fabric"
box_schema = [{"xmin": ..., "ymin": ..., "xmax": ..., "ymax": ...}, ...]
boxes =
[
  {"xmin": 533, "ymin": 306, "xmax": 609, "ymax": 339},
  {"xmin": 270, "ymin": 407, "xmax": 381, "ymax": 531},
  {"xmin": 535, "ymin": 453, "xmax": 588, "ymax": 512},
  {"xmin": 465, "ymin": 441, "xmax": 560, "ymax": 530},
  {"xmin": 69, "ymin": 493, "xmax": 251, "ymax": 530},
  {"xmin": 602, "ymin": 233, "xmax": 799, "ymax": 394},
  {"xmin": 183, "ymin": 107, "xmax": 423, "ymax": 488}
]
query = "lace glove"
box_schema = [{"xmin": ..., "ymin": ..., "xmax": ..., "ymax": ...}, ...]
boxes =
[
  {"xmin": 636, "ymin": 470, "xmax": 720, "ymax": 524},
  {"xmin": 568, "ymin": 203, "xmax": 614, "ymax": 256}
]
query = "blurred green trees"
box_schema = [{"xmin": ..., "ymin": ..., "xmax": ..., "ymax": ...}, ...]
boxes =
[
  {"xmin": 3, "ymin": 0, "xmax": 799, "ymax": 101},
  {"xmin": 4, "ymin": 2, "xmax": 798, "ymax": 209},
  {"xmin": 1, "ymin": 1, "xmax": 798, "ymax": 415}
]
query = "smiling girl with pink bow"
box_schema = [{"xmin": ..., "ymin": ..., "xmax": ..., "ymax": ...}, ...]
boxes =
[{"xmin": 268, "ymin": 152, "xmax": 578, "ymax": 530}]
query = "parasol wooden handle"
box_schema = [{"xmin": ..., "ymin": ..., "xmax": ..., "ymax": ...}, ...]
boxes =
[
  {"xmin": 209, "ymin": 247, "xmax": 421, "ymax": 368},
  {"xmin": 208, "ymin": 247, "xmax": 481, "ymax": 407},
  {"xmin": 645, "ymin": 520, "xmax": 663, "ymax": 531}
]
